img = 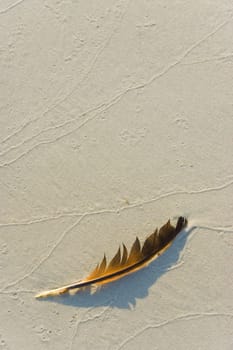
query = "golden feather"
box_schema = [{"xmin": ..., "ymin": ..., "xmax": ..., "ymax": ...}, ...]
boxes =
[{"xmin": 35, "ymin": 216, "xmax": 187, "ymax": 298}]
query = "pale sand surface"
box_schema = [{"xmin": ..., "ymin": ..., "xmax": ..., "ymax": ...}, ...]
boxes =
[{"xmin": 0, "ymin": 1, "xmax": 233, "ymax": 349}]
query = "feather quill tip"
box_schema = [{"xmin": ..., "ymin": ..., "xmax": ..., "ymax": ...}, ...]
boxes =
[{"xmin": 35, "ymin": 287, "xmax": 68, "ymax": 299}]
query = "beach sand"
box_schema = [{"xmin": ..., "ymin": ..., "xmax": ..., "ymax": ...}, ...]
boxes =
[{"xmin": 0, "ymin": 1, "xmax": 233, "ymax": 349}]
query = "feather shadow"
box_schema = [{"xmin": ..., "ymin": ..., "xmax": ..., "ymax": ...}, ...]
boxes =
[{"xmin": 41, "ymin": 226, "xmax": 194, "ymax": 309}]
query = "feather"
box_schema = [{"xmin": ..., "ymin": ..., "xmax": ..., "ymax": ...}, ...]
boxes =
[{"xmin": 35, "ymin": 216, "xmax": 187, "ymax": 298}]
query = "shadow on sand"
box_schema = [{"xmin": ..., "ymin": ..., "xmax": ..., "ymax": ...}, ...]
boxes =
[{"xmin": 40, "ymin": 226, "xmax": 195, "ymax": 309}]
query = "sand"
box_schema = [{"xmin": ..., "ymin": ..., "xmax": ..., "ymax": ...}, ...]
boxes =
[{"xmin": 0, "ymin": 1, "xmax": 233, "ymax": 349}]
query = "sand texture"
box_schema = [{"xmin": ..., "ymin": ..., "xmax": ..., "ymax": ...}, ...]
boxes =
[{"xmin": 0, "ymin": 1, "xmax": 233, "ymax": 349}]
